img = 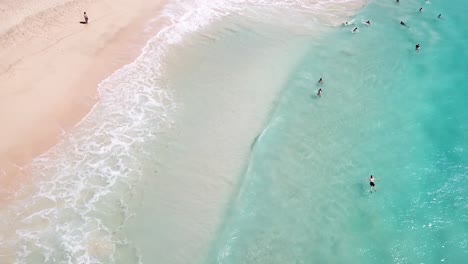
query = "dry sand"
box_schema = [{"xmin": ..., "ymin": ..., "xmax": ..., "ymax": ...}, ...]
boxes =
[{"xmin": 0, "ymin": 0, "xmax": 169, "ymax": 204}]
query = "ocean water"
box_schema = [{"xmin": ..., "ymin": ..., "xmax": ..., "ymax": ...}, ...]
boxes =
[
  {"xmin": 1, "ymin": 0, "xmax": 467, "ymax": 263},
  {"xmin": 205, "ymin": 0, "xmax": 468, "ymax": 263},
  {"xmin": 1, "ymin": 0, "xmax": 353, "ymax": 262}
]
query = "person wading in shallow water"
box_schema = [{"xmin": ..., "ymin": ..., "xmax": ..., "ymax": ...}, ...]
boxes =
[
  {"xmin": 369, "ymin": 175, "xmax": 377, "ymax": 192},
  {"xmin": 400, "ymin": 21, "xmax": 409, "ymax": 28},
  {"xmin": 317, "ymin": 88, "xmax": 322, "ymax": 97}
]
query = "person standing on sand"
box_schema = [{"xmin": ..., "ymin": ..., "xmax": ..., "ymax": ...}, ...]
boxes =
[
  {"xmin": 369, "ymin": 175, "xmax": 376, "ymax": 192},
  {"xmin": 84, "ymin": 12, "xmax": 89, "ymax": 24}
]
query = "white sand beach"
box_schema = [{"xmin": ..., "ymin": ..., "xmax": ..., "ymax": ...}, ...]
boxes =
[{"xmin": 0, "ymin": 0, "xmax": 168, "ymax": 203}]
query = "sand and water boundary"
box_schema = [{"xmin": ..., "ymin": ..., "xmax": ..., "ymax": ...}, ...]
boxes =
[{"xmin": 0, "ymin": 0, "xmax": 170, "ymax": 203}]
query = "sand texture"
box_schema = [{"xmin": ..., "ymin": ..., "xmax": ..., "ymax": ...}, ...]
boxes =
[{"xmin": 0, "ymin": 0, "xmax": 168, "ymax": 203}]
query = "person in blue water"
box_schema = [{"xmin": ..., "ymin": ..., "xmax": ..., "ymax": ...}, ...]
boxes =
[
  {"xmin": 317, "ymin": 88, "xmax": 322, "ymax": 97},
  {"xmin": 369, "ymin": 175, "xmax": 376, "ymax": 192}
]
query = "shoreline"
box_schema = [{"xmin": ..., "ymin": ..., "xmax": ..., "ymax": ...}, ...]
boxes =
[
  {"xmin": 0, "ymin": 0, "xmax": 169, "ymax": 203},
  {"xmin": 125, "ymin": 1, "xmax": 370, "ymax": 263},
  {"xmin": 0, "ymin": 0, "xmax": 372, "ymax": 261},
  {"xmin": 128, "ymin": 15, "xmax": 322, "ymax": 263}
]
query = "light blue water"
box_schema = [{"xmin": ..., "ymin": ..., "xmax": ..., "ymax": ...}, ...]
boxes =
[
  {"xmin": 4, "ymin": 1, "xmax": 466, "ymax": 263},
  {"xmin": 206, "ymin": 0, "xmax": 468, "ymax": 263}
]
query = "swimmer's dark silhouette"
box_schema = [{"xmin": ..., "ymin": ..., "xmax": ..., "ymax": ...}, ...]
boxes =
[
  {"xmin": 317, "ymin": 88, "xmax": 323, "ymax": 97},
  {"xmin": 400, "ymin": 21, "xmax": 409, "ymax": 28},
  {"xmin": 318, "ymin": 77, "xmax": 323, "ymax": 84},
  {"xmin": 416, "ymin": 43, "xmax": 421, "ymax": 51},
  {"xmin": 369, "ymin": 175, "xmax": 376, "ymax": 192}
]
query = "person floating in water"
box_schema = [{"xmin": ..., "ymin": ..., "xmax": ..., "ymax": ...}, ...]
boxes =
[
  {"xmin": 438, "ymin": 14, "xmax": 442, "ymax": 19},
  {"xmin": 416, "ymin": 43, "xmax": 421, "ymax": 51},
  {"xmin": 352, "ymin": 27, "xmax": 358, "ymax": 33},
  {"xmin": 318, "ymin": 77, "xmax": 323, "ymax": 84},
  {"xmin": 317, "ymin": 88, "xmax": 323, "ymax": 97},
  {"xmin": 400, "ymin": 21, "xmax": 409, "ymax": 28},
  {"xmin": 369, "ymin": 175, "xmax": 376, "ymax": 192},
  {"xmin": 396, "ymin": 0, "xmax": 399, "ymax": 3},
  {"xmin": 365, "ymin": 20, "xmax": 371, "ymax": 25},
  {"xmin": 419, "ymin": 7, "xmax": 423, "ymax": 13}
]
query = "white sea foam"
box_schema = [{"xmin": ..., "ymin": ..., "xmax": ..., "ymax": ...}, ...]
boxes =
[{"xmin": 1, "ymin": 0, "xmax": 368, "ymax": 263}]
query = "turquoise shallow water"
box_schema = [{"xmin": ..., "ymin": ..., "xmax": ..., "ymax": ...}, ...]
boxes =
[{"xmin": 206, "ymin": 0, "xmax": 468, "ymax": 263}]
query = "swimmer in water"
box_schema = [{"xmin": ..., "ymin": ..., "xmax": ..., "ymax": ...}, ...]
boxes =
[
  {"xmin": 352, "ymin": 27, "xmax": 358, "ymax": 33},
  {"xmin": 318, "ymin": 77, "xmax": 323, "ymax": 84},
  {"xmin": 400, "ymin": 21, "xmax": 409, "ymax": 28},
  {"xmin": 317, "ymin": 88, "xmax": 322, "ymax": 97},
  {"xmin": 419, "ymin": 7, "xmax": 423, "ymax": 12},
  {"xmin": 365, "ymin": 20, "xmax": 371, "ymax": 25},
  {"xmin": 369, "ymin": 175, "xmax": 376, "ymax": 192},
  {"xmin": 396, "ymin": 0, "xmax": 399, "ymax": 3},
  {"xmin": 438, "ymin": 14, "xmax": 442, "ymax": 19},
  {"xmin": 416, "ymin": 43, "xmax": 421, "ymax": 51}
]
